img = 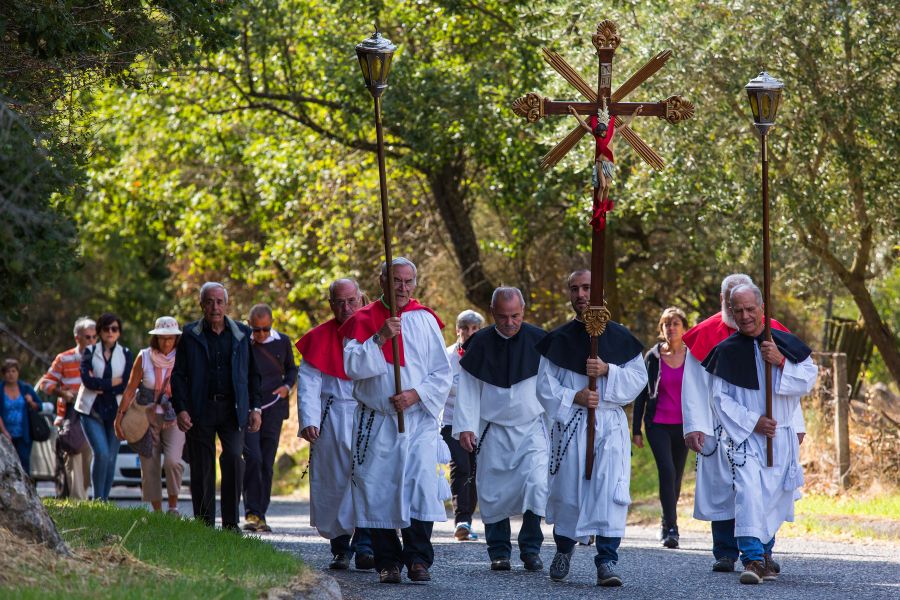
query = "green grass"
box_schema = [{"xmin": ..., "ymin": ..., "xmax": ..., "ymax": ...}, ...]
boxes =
[{"xmin": 10, "ymin": 500, "xmax": 307, "ymax": 599}]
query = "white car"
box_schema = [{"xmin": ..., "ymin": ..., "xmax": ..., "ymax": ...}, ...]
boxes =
[{"xmin": 113, "ymin": 440, "xmax": 191, "ymax": 488}]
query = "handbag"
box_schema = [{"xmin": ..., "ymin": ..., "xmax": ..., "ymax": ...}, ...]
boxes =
[
  {"xmin": 28, "ymin": 408, "xmax": 52, "ymax": 443},
  {"xmin": 58, "ymin": 410, "xmax": 87, "ymax": 454},
  {"xmin": 120, "ymin": 397, "xmax": 150, "ymax": 444}
]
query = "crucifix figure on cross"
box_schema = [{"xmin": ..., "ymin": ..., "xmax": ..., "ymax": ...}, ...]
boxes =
[{"xmin": 513, "ymin": 19, "xmax": 694, "ymax": 479}]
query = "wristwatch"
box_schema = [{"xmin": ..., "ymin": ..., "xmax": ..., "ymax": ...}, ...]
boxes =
[
  {"xmin": 372, "ymin": 332, "xmax": 383, "ymax": 346},
  {"xmin": 251, "ymin": 407, "xmax": 262, "ymax": 413}
]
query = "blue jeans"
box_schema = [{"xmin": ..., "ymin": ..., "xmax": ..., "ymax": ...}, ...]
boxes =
[
  {"xmin": 331, "ymin": 528, "xmax": 374, "ymax": 557},
  {"xmin": 737, "ymin": 536, "xmax": 775, "ymax": 565},
  {"xmin": 554, "ymin": 528, "xmax": 621, "ymax": 567},
  {"xmin": 81, "ymin": 414, "xmax": 120, "ymax": 501},
  {"xmin": 484, "ymin": 510, "xmax": 543, "ymax": 560},
  {"xmin": 711, "ymin": 519, "xmax": 739, "ymax": 560},
  {"xmin": 11, "ymin": 437, "xmax": 32, "ymax": 475}
]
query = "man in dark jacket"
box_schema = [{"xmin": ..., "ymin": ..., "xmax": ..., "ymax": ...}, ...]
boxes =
[
  {"xmin": 242, "ymin": 303, "xmax": 298, "ymax": 533},
  {"xmin": 172, "ymin": 282, "xmax": 262, "ymax": 531}
]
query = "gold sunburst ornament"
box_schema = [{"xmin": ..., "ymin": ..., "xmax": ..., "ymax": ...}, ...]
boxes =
[{"xmin": 582, "ymin": 304, "xmax": 612, "ymax": 337}]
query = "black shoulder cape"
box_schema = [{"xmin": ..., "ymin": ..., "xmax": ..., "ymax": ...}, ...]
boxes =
[
  {"xmin": 701, "ymin": 328, "xmax": 812, "ymax": 390},
  {"xmin": 459, "ymin": 323, "xmax": 547, "ymax": 388},
  {"xmin": 535, "ymin": 319, "xmax": 644, "ymax": 376}
]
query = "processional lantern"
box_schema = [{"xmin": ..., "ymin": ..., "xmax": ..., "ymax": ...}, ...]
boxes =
[
  {"xmin": 512, "ymin": 20, "xmax": 694, "ymax": 479},
  {"xmin": 745, "ymin": 71, "xmax": 784, "ymax": 135},
  {"xmin": 744, "ymin": 71, "xmax": 785, "ymax": 468},
  {"xmin": 356, "ymin": 30, "xmax": 405, "ymax": 432},
  {"xmin": 356, "ymin": 31, "xmax": 396, "ymax": 98}
]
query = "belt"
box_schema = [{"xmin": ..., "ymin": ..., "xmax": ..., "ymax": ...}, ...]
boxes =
[{"xmin": 210, "ymin": 394, "xmax": 234, "ymax": 403}]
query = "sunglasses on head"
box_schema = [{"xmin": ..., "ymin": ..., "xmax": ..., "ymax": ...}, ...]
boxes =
[
  {"xmin": 101, "ymin": 326, "xmax": 120, "ymax": 333},
  {"xmin": 252, "ymin": 327, "xmax": 271, "ymax": 333}
]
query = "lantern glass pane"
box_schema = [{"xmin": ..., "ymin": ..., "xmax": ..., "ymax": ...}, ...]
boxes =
[
  {"xmin": 771, "ymin": 93, "xmax": 781, "ymax": 120},
  {"xmin": 382, "ymin": 54, "xmax": 393, "ymax": 81},
  {"xmin": 749, "ymin": 94, "xmax": 760, "ymax": 120},
  {"xmin": 358, "ymin": 55, "xmax": 370, "ymax": 84},
  {"xmin": 372, "ymin": 55, "xmax": 383, "ymax": 82},
  {"xmin": 761, "ymin": 94, "xmax": 771, "ymax": 120}
]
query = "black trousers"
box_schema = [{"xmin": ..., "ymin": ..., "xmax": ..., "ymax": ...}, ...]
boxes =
[
  {"xmin": 440, "ymin": 425, "xmax": 477, "ymax": 524},
  {"xmin": 242, "ymin": 408, "xmax": 284, "ymax": 519},
  {"xmin": 646, "ymin": 422, "xmax": 689, "ymax": 529},
  {"xmin": 370, "ymin": 519, "xmax": 434, "ymax": 572},
  {"xmin": 186, "ymin": 398, "xmax": 244, "ymax": 528}
]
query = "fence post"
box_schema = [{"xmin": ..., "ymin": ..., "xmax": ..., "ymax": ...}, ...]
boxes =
[{"xmin": 833, "ymin": 352, "xmax": 850, "ymax": 489}]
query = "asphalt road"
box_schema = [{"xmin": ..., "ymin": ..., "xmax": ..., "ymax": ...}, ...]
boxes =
[{"xmin": 94, "ymin": 487, "xmax": 899, "ymax": 600}]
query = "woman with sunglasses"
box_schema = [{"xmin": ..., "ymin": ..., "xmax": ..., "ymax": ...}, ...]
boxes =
[{"xmin": 75, "ymin": 312, "xmax": 134, "ymax": 501}]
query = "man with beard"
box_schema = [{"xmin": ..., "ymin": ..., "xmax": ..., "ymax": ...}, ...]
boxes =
[
  {"xmin": 296, "ymin": 279, "xmax": 373, "ymax": 570},
  {"xmin": 340, "ymin": 258, "xmax": 452, "ymax": 584},
  {"xmin": 681, "ymin": 273, "xmax": 805, "ymax": 573},
  {"xmin": 536, "ymin": 270, "xmax": 647, "ymax": 587},
  {"xmin": 453, "ymin": 287, "xmax": 548, "ymax": 572},
  {"xmin": 703, "ymin": 283, "xmax": 817, "ymax": 584}
]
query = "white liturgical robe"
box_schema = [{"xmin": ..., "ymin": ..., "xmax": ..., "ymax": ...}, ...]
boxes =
[
  {"xmin": 536, "ymin": 354, "xmax": 647, "ymax": 541},
  {"xmin": 684, "ymin": 351, "xmax": 808, "ymax": 521},
  {"xmin": 710, "ymin": 348, "xmax": 817, "ymax": 542},
  {"xmin": 343, "ymin": 309, "xmax": 452, "ymax": 529},
  {"xmin": 453, "ymin": 369, "xmax": 549, "ymax": 524},
  {"xmin": 298, "ymin": 361, "xmax": 357, "ymax": 540}
]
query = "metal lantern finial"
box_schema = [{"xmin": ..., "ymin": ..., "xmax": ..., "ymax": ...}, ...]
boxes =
[
  {"xmin": 356, "ymin": 31, "xmax": 397, "ymax": 98},
  {"xmin": 745, "ymin": 71, "xmax": 784, "ymax": 135}
]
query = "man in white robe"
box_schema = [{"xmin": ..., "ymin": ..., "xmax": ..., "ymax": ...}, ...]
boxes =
[
  {"xmin": 681, "ymin": 273, "xmax": 805, "ymax": 573},
  {"xmin": 704, "ymin": 283, "xmax": 817, "ymax": 585},
  {"xmin": 535, "ymin": 270, "xmax": 648, "ymax": 587},
  {"xmin": 453, "ymin": 287, "xmax": 548, "ymax": 572},
  {"xmin": 340, "ymin": 257, "xmax": 452, "ymax": 584},
  {"xmin": 296, "ymin": 279, "xmax": 373, "ymax": 570}
]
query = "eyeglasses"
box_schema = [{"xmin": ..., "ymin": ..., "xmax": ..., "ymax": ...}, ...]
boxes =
[
  {"xmin": 101, "ymin": 326, "xmax": 120, "ymax": 333},
  {"xmin": 252, "ymin": 327, "xmax": 272, "ymax": 333}
]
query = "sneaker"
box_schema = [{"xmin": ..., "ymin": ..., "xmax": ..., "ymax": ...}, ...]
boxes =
[
  {"xmin": 596, "ymin": 562, "xmax": 623, "ymax": 587},
  {"xmin": 490, "ymin": 558, "xmax": 511, "ymax": 571},
  {"xmin": 166, "ymin": 507, "xmax": 181, "ymax": 517},
  {"xmin": 257, "ymin": 518, "xmax": 272, "ymax": 533},
  {"xmin": 549, "ymin": 550, "xmax": 573, "ymax": 581},
  {"xmin": 764, "ymin": 553, "xmax": 781, "ymax": 574},
  {"xmin": 662, "ymin": 527, "xmax": 679, "ymax": 549},
  {"xmin": 379, "ymin": 566, "xmax": 401, "ymax": 583},
  {"xmin": 658, "ymin": 520, "xmax": 667, "ymax": 541},
  {"xmin": 242, "ymin": 514, "xmax": 261, "ymax": 532},
  {"xmin": 739, "ymin": 560, "xmax": 766, "ymax": 584},
  {"xmin": 355, "ymin": 553, "xmax": 375, "ymax": 570},
  {"xmin": 522, "ymin": 553, "xmax": 543, "ymax": 572},
  {"xmin": 712, "ymin": 556, "xmax": 736, "ymax": 572},
  {"xmin": 329, "ymin": 554, "xmax": 351, "ymax": 570},
  {"xmin": 407, "ymin": 562, "xmax": 431, "ymax": 582},
  {"xmin": 454, "ymin": 522, "xmax": 478, "ymax": 541}
]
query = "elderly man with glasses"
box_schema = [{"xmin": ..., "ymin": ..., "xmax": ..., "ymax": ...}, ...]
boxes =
[
  {"xmin": 240, "ymin": 303, "xmax": 298, "ymax": 533},
  {"xmin": 41, "ymin": 317, "xmax": 97, "ymax": 500}
]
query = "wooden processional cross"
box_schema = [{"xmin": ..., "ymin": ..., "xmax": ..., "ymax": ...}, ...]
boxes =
[{"xmin": 513, "ymin": 20, "xmax": 694, "ymax": 479}]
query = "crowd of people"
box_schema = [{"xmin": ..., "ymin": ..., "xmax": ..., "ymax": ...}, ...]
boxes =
[{"xmin": 0, "ymin": 260, "xmax": 816, "ymax": 588}]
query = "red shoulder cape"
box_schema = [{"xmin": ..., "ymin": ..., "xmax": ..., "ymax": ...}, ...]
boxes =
[
  {"xmin": 589, "ymin": 115, "xmax": 616, "ymax": 163},
  {"xmin": 295, "ymin": 318, "xmax": 348, "ymax": 380},
  {"xmin": 337, "ymin": 298, "xmax": 445, "ymax": 366},
  {"xmin": 683, "ymin": 313, "xmax": 789, "ymax": 363}
]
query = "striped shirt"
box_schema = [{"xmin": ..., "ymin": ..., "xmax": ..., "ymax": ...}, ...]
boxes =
[{"xmin": 42, "ymin": 347, "xmax": 85, "ymax": 396}]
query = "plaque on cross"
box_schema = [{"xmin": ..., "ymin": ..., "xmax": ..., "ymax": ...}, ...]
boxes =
[{"xmin": 512, "ymin": 19, "xmax": 694, "ymax": 480}]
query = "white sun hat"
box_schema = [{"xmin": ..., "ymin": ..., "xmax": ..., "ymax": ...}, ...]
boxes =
[{"xmin": 148, "ymin": 316, "xmax": 182, "ymax": 336}]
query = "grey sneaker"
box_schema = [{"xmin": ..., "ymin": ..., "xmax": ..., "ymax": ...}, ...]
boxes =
[
  {"xmin": 549, "ymin": 550, "xmax": 573, "ymax": 581},
  {"xmin": 596, "ymin": 562, "xmax": 623, "ymax": 587}
]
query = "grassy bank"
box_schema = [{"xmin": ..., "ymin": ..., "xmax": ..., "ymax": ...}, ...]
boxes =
[{"xmin": 2, "ymin": 500, "xmax": 307, "ymax": 599}]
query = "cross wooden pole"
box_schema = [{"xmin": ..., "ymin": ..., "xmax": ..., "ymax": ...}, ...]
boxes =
[{"xmin": 374, "ymin": 95, "xmax": 404, "ymax": 433}]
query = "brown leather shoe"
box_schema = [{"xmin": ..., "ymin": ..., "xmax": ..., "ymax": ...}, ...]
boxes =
[
  {"xmin": 762, "ymin": 558, "xmax": 778, "ymax": 581},
  {"xmin": 764, "ymin": 553, "xmax": 781, "ymax": 576},
  {"xmin": 739, "ymin": 560, "xmax": 766, "ymax": 584},
  {"xmin": 379, "ymin": 566, "xmax": 401, "ymax": 584},
  {"xmin": 407, "ymin": 562, "xmax": 432, "ymax": 582}
]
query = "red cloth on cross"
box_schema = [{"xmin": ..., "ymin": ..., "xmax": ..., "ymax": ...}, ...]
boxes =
[
  {"xmin": 337, "ymin": 298, "xmax": 445, "ymax": 366},
  {"xmin": 589, "ymin": 114, "xmax": 616, "ymax": 163}
]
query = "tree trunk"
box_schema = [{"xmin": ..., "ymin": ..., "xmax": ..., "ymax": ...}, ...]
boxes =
[
  {"xmin": 427, "ymin": 162, "xmax": 496, "ymax": 313},
  {"xmin": 0, "ymin": 435, "xmax": 70, "ymax": 555},
  {"xmin": 841, "ymin": 273, "xmax": 900, "ymax": 388}
]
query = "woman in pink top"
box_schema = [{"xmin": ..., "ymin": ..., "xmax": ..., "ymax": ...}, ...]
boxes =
[{"xmin": 632, "ymin": 307, "xmax": 690, "ymax": 549}]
